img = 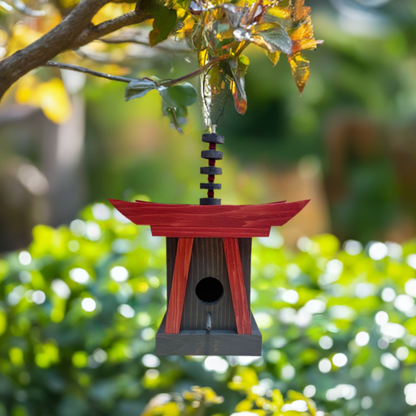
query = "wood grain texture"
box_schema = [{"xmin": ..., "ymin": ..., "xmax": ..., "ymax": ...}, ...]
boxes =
[
  {"xmin": 152, "ymin": 227, "xmax": 268, "ymax": 238},
  {"xmin": 109, "ymin": 199, "xmax": 309, "ymax": 238},
  {"xmin": 166, "ymin": 237, "xmax": 178, "ymax": 297},
  {"xmin": 238, "ymin": 238, "xmax": 252, "ymax": 306},
  {"xmin": 223, "ymin": 238, "xmax": 252, "ymax": 335},
  {"xmin": 181, "ymin": 238, "xmax": 236, "ymax": 331},
  {"xmin": 156, "ymin": 312, "xmax": 262, "ymax": 356},
  {"xmin": 165, "ymin": 238, "xmax": 194, "ymax": 334},
  {"xmin": 166, "ymin": 238, "xmax": 251, "ymax": 332}
]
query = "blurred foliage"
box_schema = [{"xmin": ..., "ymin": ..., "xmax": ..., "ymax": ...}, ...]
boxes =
[{"xmin": 1, "ymin": 201, "xmax": 416, "ymax": 415}]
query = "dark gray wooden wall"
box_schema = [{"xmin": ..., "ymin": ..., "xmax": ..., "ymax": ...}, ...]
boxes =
[{"xmin": 166, "ymin": 237, "xmax": 252, "ymax": 331}]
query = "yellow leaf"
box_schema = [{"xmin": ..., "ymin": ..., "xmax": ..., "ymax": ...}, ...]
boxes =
[
  {"xmin": 229, "ymin": 368, "xmax": 259, "ymax": 392},
  {"xmin": 291, "ymin": 0, "xmax": 311, "ymax": 21},
  {"xmin": 194, "ymin": 386, "xmax": 223, "ymax": 404},
  {"xmin": 266, "ymin": 5, "xmax": 291, "ymax": 19},
  {"xmin": 141, "ymin": 400, "xmax": 180, "ymax": 416},
  {"xmin": 7, "ymin": 24, "xmax": 42, "ymax": 56},
  {"xmin": 92, "ymin": 3, "xmax": 133, "ymax": 25},
  {"xmin": 272, "ymin": 389, "xmax": 284, "ymax": 408},
  {"xmin": 268, "ymin": 51, "xmax": 280, "ymax": 66},
  {"xmin": 290, "ymin": 15, "xmax": 323, "ymax": 55},
  {"xmin": 6, "ymin": 8, "xmax": 62, "ymax": 57},
  {"xmin": 37, "ymin": 78, "xmax": 72, "ymax": 123},
  {"xmin": 287, "ymin": 390, "xmax": 317, "ymax": 416},
  {"xmin": 256, "ymin": 397, "xmax": 271, "ymax": 408},
  {"xmin": 288, "ymin": 52, "xmax": 310, "ymax": 95},
  {"xmin": 15, "ymin": 74, "xmax": 37, "ymax": 104},
  {"xmin": 235, "ymin": 399, "xmax": 253, "ymax": 412},
  {"xmin": 252, "ymin": 410, "xmax": 267, "ymax": 416},
  {"xmin": 16, "ymin": 77, "xmax": 72, "ymax": 124}
]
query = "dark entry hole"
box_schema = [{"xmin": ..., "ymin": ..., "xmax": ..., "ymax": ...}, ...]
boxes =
[{"xmin": 195, "ymin": 277, "xmax": 224, "ymax": 304}]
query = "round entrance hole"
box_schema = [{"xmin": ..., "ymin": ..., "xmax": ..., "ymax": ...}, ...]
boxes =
[{"xmin": 195, "ymin": 277, "xmax": 224, "ymax": 304}]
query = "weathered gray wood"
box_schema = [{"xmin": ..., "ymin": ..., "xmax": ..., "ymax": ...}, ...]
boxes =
[
  {"xmin": 166, "ymin": 238, "xmax": 251, "ymax": 331},
  {"xmin": 202, "ymin": 133, "xmax": 225, "ymax": 144},
  {"xmin": 162, "ymin": 237, "xmax": 256, "ymax": 355},
  {"xmin": 156, "ymin": 313, "xmax": 262, "ymax": 356},
  {"xmin": 200, "ymin": 183, "xmax": 221, "ymax": 190},
  {"xmin": 181, "ymin": 238, "xmax": 236, "ymax": 331},
  {"xmin": 200, "ymin": 166, "xmax": 222, "ymax": 175},
  {"xmin": 199, "ymin": 198, "xmax": 221, "ymax": 205},
  {"xmin": 166, "ymin": 237, "xmax": 178, "ymax": 297},
  {"xmin": 201, "ymin": 150, "xmax": 223, "ymax": 160}
]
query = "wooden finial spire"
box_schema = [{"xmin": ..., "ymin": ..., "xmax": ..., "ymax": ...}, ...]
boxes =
[{"xmin": 200, "ymin": 130, "xmax": 224, "ymax": 205}]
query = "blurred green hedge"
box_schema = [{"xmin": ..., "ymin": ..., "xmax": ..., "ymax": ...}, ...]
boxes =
[{"xmin": 1, "ymin": 202, "xmax": 416, "ymax": 416}]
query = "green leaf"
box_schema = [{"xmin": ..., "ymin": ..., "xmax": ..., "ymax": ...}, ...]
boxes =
[
  {"xmin": 163, "ymin": 105, "xmax": 187, "ymax": 133},
  {"xmin": 124, "ymin": 79, "xmax": 157, "ymax": 101},
  {"xmin": 238, "ymin": 54, "xmax": 250, "ymax": 68},
  {"xmin": 147, "ymin": 1, "xmax": 177, "ymax": 47},
  {"xmin": 229, "ymin": 59, "xmax": 248, "ymax": 114},
  {"xmin": 167, "ymin": 83, "xmax": 198, "ymax": 107},
  {"xmin": 221, "ymin": 3, "xmax": 246, "ymax": 29},
  {"xmin": 158, "ymin": 86, "xmax": 178, "ymax": 108},
  {"xmin": 160, "ymin": 91, "xmax": 188, "ymax": 134},
  {"xmin": 208, "ymin": 63, "xmax": 233, "ymax": 125},
  {"xmin": 252, "ymin": 22, "xmax": 292, "ymax": 55}
]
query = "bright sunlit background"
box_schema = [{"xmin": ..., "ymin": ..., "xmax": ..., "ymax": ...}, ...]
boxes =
[{"xmin": 1, "ymin": 0, "xmax": 416, "ymax": 415}]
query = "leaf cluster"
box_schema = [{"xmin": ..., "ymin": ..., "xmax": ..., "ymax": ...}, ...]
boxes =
[
  {"xmin": 123, "ymin": 0, "xmax": 322, "ymax": 128},
  {"xmin": 125, "ymin": 78, "xmax": 198, "ymax": 132}
]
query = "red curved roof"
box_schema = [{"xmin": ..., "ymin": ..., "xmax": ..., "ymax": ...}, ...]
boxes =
[{"xmin": 109, "ymin": 199, "xmax": 309, "ymax": 238}]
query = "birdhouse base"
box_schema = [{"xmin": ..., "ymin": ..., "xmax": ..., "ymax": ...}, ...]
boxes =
[{"xmin": 155, "ymin": 312, "xmax": 262, "ymax": 356}]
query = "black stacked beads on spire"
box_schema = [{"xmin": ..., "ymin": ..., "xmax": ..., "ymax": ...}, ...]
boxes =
[{"xmin": 200, "ymin": 133, "xmax": 224, "ymax": 205}]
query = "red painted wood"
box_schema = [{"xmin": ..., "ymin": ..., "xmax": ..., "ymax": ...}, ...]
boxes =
[
  {"xmin": 223, "ymin": 238, "xmax": 252, "ymax": 335},
  {"xmin": 109, "ymin": 199, "xmax": 309, "ymax": 238},
  {"xmin": 165, "ymin": 238, "xmax": 194, "ymax": 334},
  {"xmin": 151, "ymin": 227, "xmax": 270, "ymax": 238}
]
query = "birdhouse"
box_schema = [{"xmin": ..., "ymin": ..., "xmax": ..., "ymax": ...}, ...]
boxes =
[{"xmin": 109, "ymin": 133, "xmax": 308, "ymax": 356}]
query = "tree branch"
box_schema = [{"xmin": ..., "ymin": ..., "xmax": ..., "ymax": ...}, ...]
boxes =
[
  {"xmin": 43, "ymin": 61, "xmax": 134, "ymax": 83},
  {"xmin": 43, "ymin": 55, "xmax": 228, "ymax": 89},
  {"xmin": 0, "ymin": 1, "xmax": 151, "ymax": 101},
  {"xmin": 0, "ymin": 0, "xmax": 111, "ymax": 100}
]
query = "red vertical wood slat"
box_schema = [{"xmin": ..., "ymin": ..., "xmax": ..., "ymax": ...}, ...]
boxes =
[
  {"xmin": 165, "ymin": 237, "xmax": 194, "ymax": 334},
  {"xmin": 223, "ymin": 238, "xmax": 252, "ymax": 335}
]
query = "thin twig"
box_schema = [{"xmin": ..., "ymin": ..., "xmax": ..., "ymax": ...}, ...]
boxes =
[
  {"xmin": 43, "ymin": 61, "xmax": 134, "ymax": 83},
  {"xmin": 161, "ymin": 55, "xmax": 229, "ymax": 87},
  {"xmin": 99, "ymin": 37, "xmax": 193, "ymax": 54},
  {"xmin": 43, "ymin": 54, "xmax": 229, "ymax": 87}
]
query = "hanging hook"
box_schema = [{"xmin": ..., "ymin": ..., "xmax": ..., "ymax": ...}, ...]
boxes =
[{"xmin": 206, "ymin": 312, "xmax": 212, "ymax": 331}]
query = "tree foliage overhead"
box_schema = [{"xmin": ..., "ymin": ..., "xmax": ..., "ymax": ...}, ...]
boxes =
[
  {"xmin": 0, "ymin": 0, "xmax": 321, "ymax": 130},
  {"xmin": 183, "ymin": 0, "xmax": 322, "ymax": 119}
]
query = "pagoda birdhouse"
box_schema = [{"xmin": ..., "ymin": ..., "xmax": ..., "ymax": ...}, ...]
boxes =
[{"xmin": 110, "ymin": 133, "xmax": 308, "ymax": 356}]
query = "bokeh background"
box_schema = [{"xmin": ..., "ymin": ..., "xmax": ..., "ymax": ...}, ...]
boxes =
[{"xmin": 1, "ymin": 0, "xmax": 416, "ymax": 415}]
